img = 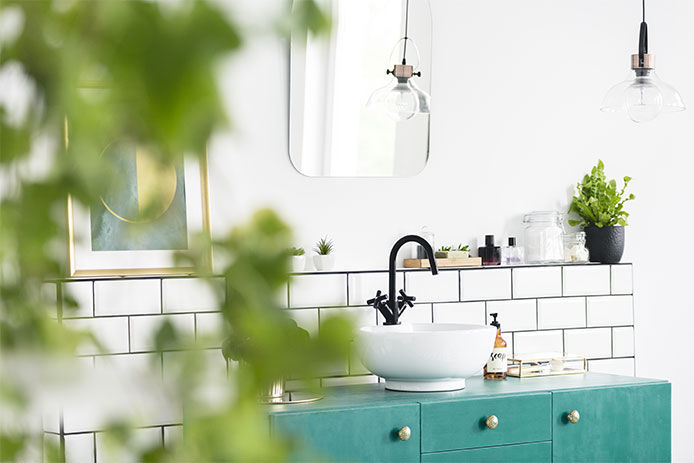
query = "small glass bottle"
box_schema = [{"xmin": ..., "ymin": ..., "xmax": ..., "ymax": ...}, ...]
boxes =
[
  {"xmin": 522, "ymin": 211, "xmax": 565, "ymax": 263},
  {"xmin": 500, "ymin": 237, "xmax": 525, "ymax": 265},
  {"xmin": 478, "ymin": 235, "xmax": 500, "ymax": 266},
  {"xmin": 563, "ymin": 232, "xmax": 589, "ymax": 263},
  {"xmin": 417, "ymin": 226, "xmax": 435, "ymax": 259},
  {"xmin": 484, "ymin": 313, "xmax": 507, "ymax": 380}
]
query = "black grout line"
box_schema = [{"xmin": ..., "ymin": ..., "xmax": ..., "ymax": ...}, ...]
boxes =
[
  {"xmin": 345, "ymin": 273, "xmax": 350, "ymax": 306},
  {"xmin": 56, "ymin": 282, "xmax": 63, "ymax": 324},
  {"xmin": 127, "ymin": 317, "xmax": 132, "ymax": 353},
  {"xmin": 92, "ymin": 431, "xmax": 97, "ymax": 463},
  {"xmin": 91, "ymin": 281, "xmax": 96, "ymax": 317},
  {"xmin": 159, "ymin": 279, "xmax": 164, "ymax": 314}
]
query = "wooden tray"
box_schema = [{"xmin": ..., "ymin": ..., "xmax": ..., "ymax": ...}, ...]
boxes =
[{"xmin": 403, "ymin": 257, "xmax": 482, "ymax": 268}]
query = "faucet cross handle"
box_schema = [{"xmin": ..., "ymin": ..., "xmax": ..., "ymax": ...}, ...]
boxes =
[
  {"xmin": 366, "ymin": 290, "xmax": 387, "ymax": 307},
  {"xmin": 397, "ymin": 290, "xmax": 416, "ymax": 316}
]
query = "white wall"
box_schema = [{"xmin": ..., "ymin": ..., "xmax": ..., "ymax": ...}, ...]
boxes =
[{"xmin": 211, "ymin": 1, "xmax": 694, "ymax": 460}]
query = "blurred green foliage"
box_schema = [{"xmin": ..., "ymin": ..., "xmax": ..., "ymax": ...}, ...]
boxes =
[{"xmin": 0, "ymin": 1, "xmax": 349, "ymax": 462}]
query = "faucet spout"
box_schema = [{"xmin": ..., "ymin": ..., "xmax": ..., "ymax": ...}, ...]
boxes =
[{"xmin": 387, "ymin": 234, "xmax": 438, "ymax": 325}]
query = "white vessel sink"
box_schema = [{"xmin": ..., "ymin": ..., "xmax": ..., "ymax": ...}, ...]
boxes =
[{"xmin": 357, "ymin": 323, "xmax": 496, "ymax": 392}]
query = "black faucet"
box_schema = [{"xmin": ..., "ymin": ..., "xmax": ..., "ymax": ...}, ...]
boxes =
[{"xmin": 367, "ymin": 235, "xmax": 438, "ymax": 325}]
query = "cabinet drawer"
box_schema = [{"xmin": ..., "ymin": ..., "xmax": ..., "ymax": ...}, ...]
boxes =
[
  {"xmin": 422, "ymin": 441, "xmax": 552, "ymax": 463},
  {"xmin": 553, "ymin": 383, "xmax": 671, "ymax": 462},
  {"xmin": 421, "ymin": 392, "xmax": 551, "ymax": 452},
  {"xmin": 271, "ymin": 403, "xmax": 419, "ymax": 462}
]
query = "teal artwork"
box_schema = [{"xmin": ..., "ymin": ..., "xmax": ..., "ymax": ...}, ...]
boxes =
[{"xmin": 90, "ymin": 142, "xmax": 188, "ymax": 251}]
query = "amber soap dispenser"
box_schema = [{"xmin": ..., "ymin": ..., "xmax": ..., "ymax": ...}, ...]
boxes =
[{"xmin": 484, "ymin": 312, "xmax": 508, "ymax": 380}]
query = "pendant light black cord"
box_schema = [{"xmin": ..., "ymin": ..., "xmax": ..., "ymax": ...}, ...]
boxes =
[
  {"xmin": 642, "ymin": 0, "xmax": 645, "ymax": 23},
  {"xmin": 638, "ymin": 0, "xmax": 648, "ymax": 62},
  {"xmin": 402, "ymin": 0, "xmax": 410, "ymax": 64}
]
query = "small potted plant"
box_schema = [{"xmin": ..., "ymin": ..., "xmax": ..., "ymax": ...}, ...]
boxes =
[
  {"xmin": 435, "ymin": 246, "xmax": 451, "ymax": 259},
  {"xmin": 568, "ymin": 160, "xmax": 634, "ymax": 263},
  {"xmin": 290, "ymin": 247, "xmax": 306, "ymax": 272},
  {"xmin": 313, "ymin": 236, "xmax": 335, "ymax": 271},
  {"xmin": 448, "ymin": 244, "xmax": 470, "ymax": 259}
]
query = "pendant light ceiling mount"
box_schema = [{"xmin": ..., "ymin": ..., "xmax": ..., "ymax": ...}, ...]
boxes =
[{"xmin": 601, "ymin": 0, "xmax": 685, "ymax": 122}]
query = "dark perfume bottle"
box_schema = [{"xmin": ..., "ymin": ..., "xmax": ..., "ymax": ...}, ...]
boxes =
[{"xmin": 478, "ymin": 235, "xmax": 500, "ymax": 266}]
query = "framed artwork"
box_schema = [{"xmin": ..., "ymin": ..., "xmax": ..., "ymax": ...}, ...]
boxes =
[{"xmin": 65, "ymin": 120, "xmax": 212, "ymax": 276}]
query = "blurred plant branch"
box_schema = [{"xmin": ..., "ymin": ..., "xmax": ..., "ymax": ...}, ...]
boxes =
[{"xmin": 0, "ymin": 1, "xmax": 347, "ymax": 462}]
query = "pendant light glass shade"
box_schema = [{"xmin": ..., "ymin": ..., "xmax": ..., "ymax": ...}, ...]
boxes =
[
  {"xmin": 601, "ymin": 70, "xmax": 685, "ymax": 123},
  {"xmin": 367, "ymin": 77, "xmax": 430, "ymax": 121}
]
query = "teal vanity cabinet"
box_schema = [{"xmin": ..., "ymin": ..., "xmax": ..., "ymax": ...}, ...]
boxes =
[{"xmin": 268, "ymin": 373, "xmax": 670, "ymax": 462}]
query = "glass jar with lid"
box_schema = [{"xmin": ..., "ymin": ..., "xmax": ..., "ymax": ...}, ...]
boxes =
[
  {"xmin": 563, "ymin": 231, "xmax": 590, "ymax": 263},
  {"xmin": 522, "ymin": 211, "xmax": 565, "ymax": 263}
]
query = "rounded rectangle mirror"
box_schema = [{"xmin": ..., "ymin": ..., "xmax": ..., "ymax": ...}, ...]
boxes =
[{"xmin": 289, "ymin": 0, "xmax": 432, "ymax": 177}]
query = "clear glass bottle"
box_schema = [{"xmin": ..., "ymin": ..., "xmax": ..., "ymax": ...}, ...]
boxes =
[
  {"xmin": 563, "ymin": 232, "xmax": 590, "ymax": 263},
  {"xmin": 522, "ymin": 211, "xmax": 565, "ymax": 263},
  {"xmin": 416, "ymin": 226, "xmax": 435, "ymax": 259},
  {"xmin": 500, "ymin": 237, "xmax": 525, "ymax": 265}
]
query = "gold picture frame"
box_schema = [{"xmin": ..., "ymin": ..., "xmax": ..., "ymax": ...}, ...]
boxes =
[{"xmin": 65, "ymin": 118, "xmax": 212, "ymax": 277}]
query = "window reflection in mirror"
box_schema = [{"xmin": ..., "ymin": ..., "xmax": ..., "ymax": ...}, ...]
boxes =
[{"xmin": 289, "ymin": 0, "xmax": 432, "ymax": 177}]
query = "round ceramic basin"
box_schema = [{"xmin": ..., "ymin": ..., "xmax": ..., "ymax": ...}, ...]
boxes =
[{"xmin": 357, "ymin": 323, "xmax": 496, "ymax": 392}]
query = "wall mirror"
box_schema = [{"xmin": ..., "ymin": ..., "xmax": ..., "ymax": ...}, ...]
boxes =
[{"xmin": 289, "ymin": 0, "xmax": 432, "ymax": 177}]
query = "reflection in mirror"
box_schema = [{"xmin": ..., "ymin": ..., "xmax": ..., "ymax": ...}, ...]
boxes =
[{"xmin": 289, "ymin": 0, "xmax": 432, "ymax": 177}]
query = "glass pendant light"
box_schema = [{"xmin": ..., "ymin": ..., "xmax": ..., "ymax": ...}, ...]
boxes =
[
  {"xmin": 367, "ymin": 0, "xmax": 431, "ymax": 121},
  {"xmin": 601, "ymin": 0, "xmax": 685, "ymax": 122}
]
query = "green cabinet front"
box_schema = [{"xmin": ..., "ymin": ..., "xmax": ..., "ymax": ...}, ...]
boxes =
[
  {"xmin": 552, "ymin": 383, "xmax": 671, "ymax": 462},
  {"xmin": 422, "ymin": 441, "xmax": 552, "ymax": 463},
  {"xmin": 271, "ymin": 403, "xmax": 419, "ymax": 462}
]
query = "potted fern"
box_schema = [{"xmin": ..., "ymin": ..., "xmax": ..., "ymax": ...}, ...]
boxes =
[
  {"xmin": 568, "ymin": 160, "xmax": 635, "ymax": 263},
  {"xmin": 313, "ymin": 237, "xmax": 335, "ymax": 271},
  {"xmin": 290, "ymin": 247, "xmax": 306, "ymax": 272}
]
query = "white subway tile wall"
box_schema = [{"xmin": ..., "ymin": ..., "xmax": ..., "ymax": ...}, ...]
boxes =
[
  {"xmin": 512, "ymin": 267, "xmax": 562, "ymax": 299},
  {"xmin": 563, "ymin": 265, "xmax": 611, "ymax": 296},
  {"xmin": 162, "ymin": 277, "xmax": 224, "ymax": 313},
  {"xmin": 586, "ymin": 295, "xmax": 633, "ymax": 327},
  {"xmin": 289, "ymin": 274, "xmax": 347, "ymax": 308},
  {"xmin": 433, "ymin": 302, "xmax": 486, "ymax": 325},
  {"xmin": 611, "ymin": 264, "xmax": 633, "ymax": 295},
  {"xmin": 404, "ymin": 270, "xmax": 459, "ymax": 302},
  {"xmin": 50, "ymin": 263, "xmax": 635, "ymax": 462},
  {"xmin": 460, "ymin": 269, "xmax": 511, "ymax": 301},
  {"xmin": 94, "ymin": 279, "xmax": 161, "ymax": 316},
  {"xmin": 537, "ymin": 297, "xmax": 586, "ymax": 330}
]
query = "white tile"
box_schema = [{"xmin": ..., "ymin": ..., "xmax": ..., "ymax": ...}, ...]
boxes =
[
  {"xmin": 96, "ymin": 427, "xmax": 162, "ymax": 463},
  {"xmin": 405, "ymin": 270, "xmax": 458, "ymax": 302},
  {"xmin": 586, "ymin": 296, "xmax": 633, "ymax": 327},
  {"xmin": 563, "ymin": 265, "xmax": 610, "ymax": 296},
  {"xmin": 433, "ymin": 302, "xmax": 485, "ymax": 325},
  {"xmin": 349, "ymin": 342, "xmax": 370, "ymax": 375},
  {"xmin": 129, "ymin": 314, "xmax": 195, "ymax": 352},
  {"xmin": 613, "ymin": 327, "xmax": 635, "ymax": 357},
  {"xmin": 611, "ymin": 265, "xmax": 633, "ymax": 294},
  {"xmin": 460, "ymin": 269, "xmax": 511, "ymax": 301},
  {"xmin": 564, "ymin": 328, "xmax": 612, "ymax": 358},
  {"xmin": 276, "ymin": 284, "xmax": 289, "ymax": 308},
  {"xmin": 348, "ymin": 272, "xmax": 403, "ymax": 307},
  {"xmin": 320, "ymin": 306, "xmax": 376, "ymax": 332},
  {"xmin": 64, "ymin": 317, "xmax": 129, "ymax": 355},
  {"xmin": 64, "ymin": 433, "xmax": 94, "ymax": 463},
  {"xmin": 162, "ymin": 277, "xmax": 224, "ymax": 313},
  {"xmin": 376, "ymin": 303, "xmax": 432, "ymax": 325},
  {"xmin": 486, "ymin": 299, "xmax": 537, "ymax": 332},
  {"xmin": 62, "ymin": 281, "xmax": 93, "ymax": 318},
  {"xmin": 321, "ymin": 375, "xmax": 379, "ymax": 387},
  {"xmin": 163, "ymin": 425, "xmax": 183, "ymax": 448},
  {"xmin": 94, "ymin": 353, "xmax": 162, "ymax": 378},
  {"xmin": 195, "ymin": 312, "xmax": 225, "ymax": 348},
  {"xmin": 94, "ymin": 280, "xmax": 160, "ymax": 316},
  {"xmin": 514, "ymin": 330, "xmax": 563, "ymax": 356},
  {"xmin": 289, "ymin": 274, "xmax": 347, "ymax": 308},
  {"xmin": 41, "ymin": 283, "xmax": 58, "ymax": 318},
  {"xmin": 502, "ymin": 332, "xmax": 514, "ymax": 357},
  {"xmin": 286, "ymin": 309, "xmax": 319, "ymax": 337},
  {"xmin": 512, "ymin": 267, "xmax": 562, "ymax": 299},
  {"xmin": 537, "ymin": 297, "xmax": 586, "ymax": 329},
  {"xmin": 588, "ymin": 358, "xmax": 635, "ymax": 376}
]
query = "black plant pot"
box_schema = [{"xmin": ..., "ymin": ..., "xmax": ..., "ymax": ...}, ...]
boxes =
[{"xmin": 584, "ymin": 225, "xmax": 625, "ymax": 264}]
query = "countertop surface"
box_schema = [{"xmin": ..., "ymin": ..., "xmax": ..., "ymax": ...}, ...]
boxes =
[{"xmin": 267, "ymin": 372, "xmax": 668, "ymax": 415}]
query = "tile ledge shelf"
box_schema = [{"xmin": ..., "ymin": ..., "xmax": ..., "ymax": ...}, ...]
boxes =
[{"xmin": 47, "ymin": 262, "xmax": 632, "ymax": 282}]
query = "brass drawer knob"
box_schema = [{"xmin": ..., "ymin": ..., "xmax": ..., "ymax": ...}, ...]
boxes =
[
  {"xmin": 398, "ymin": 426, "xmax": 411, "ymax": 441},
  {"xmin": 486, "ymin": 415, "xmax": 499, "ymax": 429},
  {"xmin": 567, "ymin": 409, "xmax": 580, "ymax": 424}
]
